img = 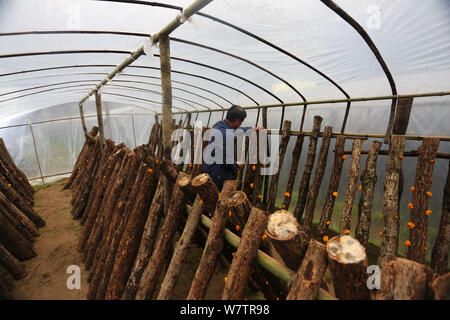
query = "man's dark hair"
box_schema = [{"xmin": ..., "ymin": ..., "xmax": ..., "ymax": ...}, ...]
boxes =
[{"xmin": 226, "ymin": 105, "xmax": 247, "ymax": 122}]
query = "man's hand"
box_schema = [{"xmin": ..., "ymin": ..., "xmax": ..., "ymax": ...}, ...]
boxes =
[
  {"xmin": 236, "ymin": 161, "xmax": 244, "ymax": 168},
  {"xmin": 253, "ymin": 127, "xmax": 265, "ymax": 131}
]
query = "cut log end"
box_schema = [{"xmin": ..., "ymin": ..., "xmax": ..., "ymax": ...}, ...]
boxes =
[
  {"xmin": 191, "ymin": 173, "xmax": 211, "ymax": 187},
  {"xmin": 266, "ymin": 210, "xmax": 299, "ymax": 241},
  {"xmin": 326, "ymin": 235, "xmax": 366, "ymax": 264}
]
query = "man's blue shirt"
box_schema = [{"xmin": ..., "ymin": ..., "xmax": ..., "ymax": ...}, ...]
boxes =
[{"xmin": 202, "ymin": 120, "xmax": 252, "ymax": 190}]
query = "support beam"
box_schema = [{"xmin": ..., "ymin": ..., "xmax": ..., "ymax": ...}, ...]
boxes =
[
  {"xmin": 94, "ymin": 91, "xmax": 105, "ymax": 150},
  {"xmin": 160, "ymin": 34, "xmax": 173, "ymax": 160}
]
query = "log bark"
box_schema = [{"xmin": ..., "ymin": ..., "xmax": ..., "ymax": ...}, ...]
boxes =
[
  {"xmin": 355, "ymin": 141, "xmax": 382, "ymax": 247},
  {"xmin": 282, "ymin": 135, "xmax": 305, "ymax": 209},
  {"xmin": 431, "ymin": 272, "xmax": 450, "ymax": 300},
  {"xmin": 267, "ymin": 121, "xmax": 291, "ymax": 211},
  {"xmin": 376, "ymin": 256, "xmax": 433, "ymax": 300},
  {"xmin": 377, "ymin": 135, "xmax": 406, "ymax": 267},
  {"xmin": 316, "ymin": 135, "xmax": 346, "ymax": 240},
  {"xmin": 135, "ymin": 173, "xmax": 191, "ymax": 300},
  {"xmin": 187, "ymin": 180, "xmax": 237, "ymax": 300},
  {"xmin": 226, "ymin": 190, "xmax": 253, "ymax": 235},
  {"xmin": 0, "ymin": 203, "xmax": 36, "ymax": 243},
  {"xmin": 286, "ymin": 239, "xmax": 327, "ymax": 300},
  {"xmin": 302, "ymin": 126, "xmax": 332, "ymax": 235},
  {"xmin": 0, "ymin": 212, "xmax": 35, "ymax": 261},
  {"xmin": 105, "ymin": 162, "xmax": 158, "ymax": 300},
  {"xmin": 431, "ymin": 160, "xmax": 450, "ymax": 275},
  {"xmin": 0, "ymin": 193, "xmax": 39, "ymax": 240},
  {"xmin": 294, "ymin": 116, "xmax": 322, "ymax": 220},
  {"xmin": 339, "ymin": 139, "xmax": 362, "ymax": 234},
  {"xmin": 191, "ymin": 173, "xmax": 220, "ymax": 216},
  {"xmin": 122, "ymin": 177, "xmax": 166, "ymax": 300},
  {"xmin": 222, "ymin": 207, "xmax": 268, "ymax": 300},
  {"xmin": 0, "ymin": 242, "xmax": 26, "ymax": 280},
  {"xmin": 326, "ymin": 235, "xmax": 370, "ymax": 300},
  {"xmin": 266, "ymin": 210, "xmax": 309, "ymax": 271},
  {"xmin": 407, "ymin": 137, "xmax": 440, "ymax": 264}
]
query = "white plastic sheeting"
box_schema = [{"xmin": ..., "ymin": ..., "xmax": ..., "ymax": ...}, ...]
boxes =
[{"xmin": 0, "ymin": 0, "xmax": 449, "ymax": 257}]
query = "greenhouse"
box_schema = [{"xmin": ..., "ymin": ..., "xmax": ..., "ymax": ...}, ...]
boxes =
[{"xmin": 0, "ymin": 0, "xmax": 448, "ymax": 302}]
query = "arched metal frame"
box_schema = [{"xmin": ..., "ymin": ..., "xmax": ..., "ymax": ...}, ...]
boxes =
[{"xmin": 0, "ymin": 0, "xmax": 444, "ymax": 138}]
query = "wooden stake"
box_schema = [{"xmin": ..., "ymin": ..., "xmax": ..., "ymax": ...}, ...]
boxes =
[
  {"xmin": 294, "ymin": 116, "xmax": 323, "ymax": 220},
  {"xmin": 376, "ymin": 256, "xmax": 433, "ymax": 300},
  {"xmin": 267, "ymin": 120, "xmax": 291, "ymax": 211},
  {"xmin": 431, "ymin": 160, "xmax": 450, "ymax": 275},
  {"xmin": 282, "ymin": 134, "xmax": 305, "ymax": 209},
  {"xmin": 95, "ymin": 91, "xmax": 105, "ymax": 151},
  {"xmin": 339, "ymin": 139, "xmax": 362, "ymax": 234},
  {"xmin": 355, "ymin": 141, "xmax": 382, "ymax": 247},
  {"xmin": 316, "ymin": 135, "xmax": 346, "ymax": 240},
  {"xmin": 191, "ymin": 173, "xmax": 220, "ymax": 215},
  {"xmin": 160, "ymin": 34, "xmax": 173, "ymax": 161},
  {"xmin": 286, "ymin": 239, "xmax": 327, "ymax": 300},
  {"xmin": 302, "ymin": 126, "xmax": 332, "ymax": 235},
  {"xmin": 222, "ymin": 207, "xmax": 268, "ymax": 300},
  {"xmin": 377, "ymin": 135, "xmax": 406, "ymax": 267},
  {"xmin": 407, "ymin": 137, "xmax": 440, "ymax": 264}
]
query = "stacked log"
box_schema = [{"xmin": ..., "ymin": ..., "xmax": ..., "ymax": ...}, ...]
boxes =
[{"xmin": 0, "ymin": 137, "xmax": 43, "ymax": 293}]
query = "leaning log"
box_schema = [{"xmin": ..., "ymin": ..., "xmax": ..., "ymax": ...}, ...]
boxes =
[
  {"xmin": 326, "ymin": 235, "xmax": 370, "ymax": 300},
  {"xmin": 0, "ymin": 243, "xmax": 26, "ymax": 280},
  {"xmin": 407, "ymin": 137, "xmax": 440, "ymax": 264},
  {"xmin": 431, "ymin": 160, "xmax": 450, "ymax": 275},
  {"xmin": 191, "ymin": 173, "xmax": 220, "ymax": 216},
  {"xmin": 0, "ymin": 212, "xmax": 36, "ymax": 260},
  {"xmin": 222, "ymin": 207, "xmax": 269, "ymax": 300},
  {"xmin": 187, "ymin": 180, "xmax": 237, "ymax": 300},
  {"xmin": 286, "ymin": 239, "xmax": 328, "ymax": 300},
  {"xmin": 431, "ymin": 272, "xmax": 450, "ymax": 300}
]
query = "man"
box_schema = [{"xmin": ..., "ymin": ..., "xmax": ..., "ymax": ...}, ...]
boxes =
[{"xmin": 202, "ymin": 105, "xmax": 264, "ymax": 190}]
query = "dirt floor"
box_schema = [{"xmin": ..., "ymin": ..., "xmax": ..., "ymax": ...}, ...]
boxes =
[{"xmin": 9, "ymin": 178, "xmax": 263, "ymax": 300}]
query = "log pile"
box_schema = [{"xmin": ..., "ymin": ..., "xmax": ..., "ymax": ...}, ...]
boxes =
[{"xmin": 0, "ymin": 137, "xmax": 43, "ymax": 298}]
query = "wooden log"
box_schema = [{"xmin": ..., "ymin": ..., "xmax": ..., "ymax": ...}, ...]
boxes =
[
  {"xmin": 302, "ymin": 126, "xmax": 332, "ymax": 235},
  {"xmin": 122, "ymin": 177, "xmax": 166, "ymax": 300},
  {"xmin": 187, "ymin": 180, "xmax": 237, "ymax": 300},
  {"xmin": 0, "ymin": 243, "xmax": 26, "ymax": 280},
  {"xmin": 282, "ymin": 134, "xmax": 305, "ymax": 209},
  {"xmin": 77, "ymin": 147, "xmax": 124, "ymax": 252},
  {"xmin": 266, "ymin": 210, "xmax": 309, "ymax": 271},
  {"xmin": 431, "ymin": 272, "xmax": 450, "ymax": 300},
  {"xmin": 377, "ymin": 135, "xmax": 406, "ymax": 267},
  {"xmin": 222, "ymin": 207, "xmax": 269, "ymax": 300},
  {"xmin": 0, "ymin": 177, "xmax": 44, "ymax": 227},
  {"xmin": 316, "ymin": 135, "xmax": 346, "ymax": 240},
  {"xmin": 105, "ymin": 162, "xmax": 158, "ymax": 300},
  {"xmin": 71, "ymin": 137, "xmax": 100, "ymax": 192},
  {"xmin": 191, "ymin": 173, "xmax": 220, "ymax": 216},
  {"xmin": 267, "ymin": 121, "xmax": 291, "ymax": 211},
  {"xmin": 0, "ymin": 212, "xmax": 35, "ymax": 261},
  {"xmin": 286, "ymin": 239, "xmax": 328, "ymax": 300},
  {"xmin": 376, "ymin": 256, "xmax": 433, "ymax": 300},
  {"xmin": 87, "ymin": 153, "xmax": 139, "ymax": 299},
  {"xmin": 407, "ymin": 137, "xmax": 440, "ymax": 264},
  {"xmin": 0, "ymin": 164, "xmax": 34, "ymax": 206},
  {"xmin": 242, "ymin": 138, "xmax": 258, "ymax": 204},
  {"xmin": 226, "ymin": 190, "xmax": 253, "ymax": 234},
  {"xmin": 0, "ymin": 138, "xmax": 34, "ymax": 197},
  {"xmin": 157, "ymin": 195, "xmax": 202, "ymax": 300},
  {"xmin": 64, "ymin": 126, "xmax": 99, "ymax": 189},
  {"xmin": 294, "ymin": 116, "xmax": 323, "ymax": 220},
  {"xmin": 0, "ymin": 203, "xmax": 36, "ymax": 243},
  {"xmin": 0, "ymin": 192, "xmax": 39, "ymax": 239},
  {"xmin": 339, "ymin": 139, "xmax": 362, "ymax": 234},
  {"xmin": 355, "ymin": 141, "xmax": 382, "ymax": 247},
  {"xmin": 431, "ymin": 160, "xmax": 450, "ymax": 275},
  {"xmin": 135, "ymin": 173, "xmax": 191, "ymax": 300},
  {"xmin": 326, "ymin": 235, "xmax": 370, "ymax": 300}
]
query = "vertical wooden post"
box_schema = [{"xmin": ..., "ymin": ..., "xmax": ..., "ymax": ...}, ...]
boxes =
[
  {"xmin": 27, "ymin": 117, "xmax": 45, "ymax": 186},
  {"xmin": 160, "ymin": 34, "xmax": 173, "ymax": 161},
  {"xmin": 378, "ymin": 135, "xmax": 406, "ymax": 267},
  {"xmin": 407, "ymin": 137, "xmax": 440, "ymax": 264},
  {"xmin": 355, "ymin": 141, "xmax": 382, "ymax": 247},
  {"xmin": 282, "ymin": 133, "xmax": 305, "ymax": 210},
  {"xmin": 294, "ymin": 116, "xmax": 323, "ymax": 220},
  {"xmin": 431, "ymin": 160, "xmax": 450, "ymax": 275},
  {"xmin": 267, "ymin": 120, "xmax": 291, "ymax": 211},
  {"xmin": 130, "ymin": 110, "xmax": 137, "ymax": 148},
  {"xmin": 94, "ymin": 91, "xmax": 105, "ymax": 151},
  {"xmin": 302, "ymin": 126, "xmax": 332, "ymax": 235},
  {"xmin": 78, "ymin": 102, "xmax": 92, "ymax": 139},
  {"xmin": 339, "ymin": 139, "xmax": 362, "ymax": 234},
  {"xmin": 316, "ymin": 135, "xmax": 346, "ymax": 241}
]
